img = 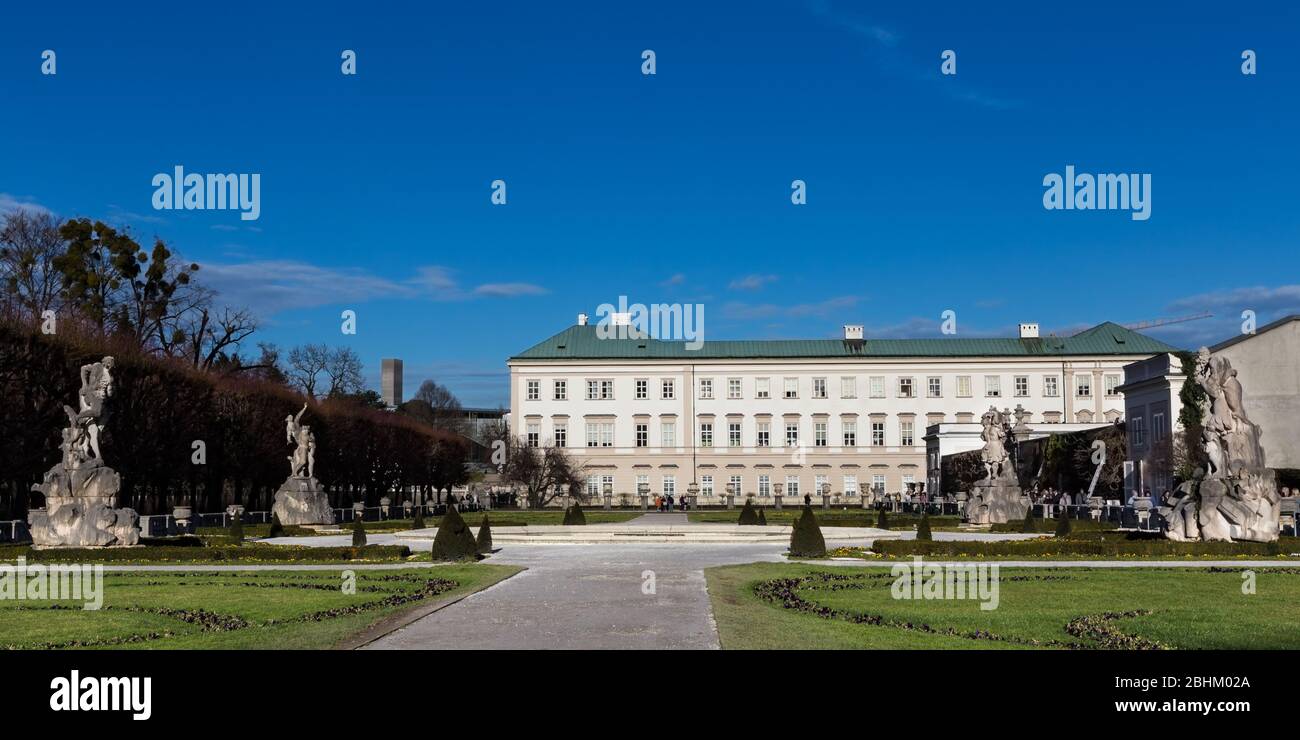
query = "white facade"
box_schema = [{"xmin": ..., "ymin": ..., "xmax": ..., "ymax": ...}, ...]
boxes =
[{"xmin": 509, "ymin": 320, "xmax": 1162, "ymax": 504}]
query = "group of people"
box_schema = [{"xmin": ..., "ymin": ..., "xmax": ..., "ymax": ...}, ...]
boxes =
[{"xmin": 653, "ymin": 494, "xmax": 687, "ymax": 512}]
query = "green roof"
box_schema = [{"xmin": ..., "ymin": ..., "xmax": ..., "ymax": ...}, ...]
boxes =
[{"xmin": 510, "ymin": 322, "xmax": 1178, "ymax": 361}]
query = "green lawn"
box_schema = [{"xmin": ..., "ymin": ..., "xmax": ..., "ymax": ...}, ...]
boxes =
[
  {"xmin": 0, "ymin": 564, "xmax": 520, "ymax": 649},
  {"xmin": 688, "ymin": 508, "xmax": 963, "ymax": 529},
  {"xmin": 205, "ymin": 510, "xmax": 644, "ymax": 537},
  {"xmin": 706, "ymin": 562, "xmax": 1300, "ymax": 649}
]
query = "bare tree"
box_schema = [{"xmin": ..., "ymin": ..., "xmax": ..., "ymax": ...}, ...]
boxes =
[
  {"xmin": 0, "ymin": 208, "xmax": 65, "ymax": 320},
  {"xmin": 500, "ymin": 438, "xmax": 588, "ymax": 508},
  {"xmin": 414, "ymin": 379, "xmax": 464, "ymax": 432},
  {"xmin": 324, "ymin": 346, "xmax": 364, "ymax": 396},
  {"xmin": 286, "ymin": 344, "xmax": 330, "ymax": 399}
]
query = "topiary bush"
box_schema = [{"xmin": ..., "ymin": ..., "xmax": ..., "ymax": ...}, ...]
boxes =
[
  {"xmin": 412, "ymin": 507, "xmax": 425, "ymax": 530},
  {"xmin": 916, "ymin": 512, "xmax": 933, "ymax": 541},
  {"xmin": 268, "ymin": 513, "xmax": 284, "ymax": 538},
  {"xmin": 788, "ymin": 505, "xmax": 827, "ymax": 558},
  {"xmin": 737, "ymin": 499, "xmax": 759, "ymax": 525},
  {"xmin": 352, "ymin": 514, "xmax": 367, "ymax": 547},
  {"xmin": 1020, "ymin": 515, "xmax": 1037, "ymax": 534},
  {"xmin": 1055, "ymin": 509, "xmax": 1072, "ymax": 537},
  {"xmin": 430, "ymin": 506, "xmax": 480, "ymax": 561},
  {"xmin": 476, "ymin": 515, "xmax": 493, "ymax": 555},
  {"xmin": 875, "ymin": 507, "xmax": 888, "ymax": 530},
  {"xmin": 562, "ymin": 503, "xmax": 587, "ymax": 525},
  {"xmin": 228, "ymin": 515, "xmax": 244, "ymax": 546},
  {"xmin": 757, "ymin": 508, "xmax": 767, "ymax": 525}
]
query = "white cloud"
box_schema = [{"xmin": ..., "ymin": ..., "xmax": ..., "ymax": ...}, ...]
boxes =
[
  {"xmin": 474, "ymin": 282, "xmax": 548, "ymax": 297},
  {"xmin": 0, "ymin": 193, "xmax": 51, "ymax": 216},
  {"xmin": 728, "ymin": 274, "xmax": 779, "ymax": 291}
]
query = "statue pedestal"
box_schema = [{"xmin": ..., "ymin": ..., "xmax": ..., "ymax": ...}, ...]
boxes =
[
  {"xmin": 272, "ymin": 476, "xmax": 333, "ymax": 525},
  {"xmin": 29, "ymin": 463, "xmax": 139, "ymax": 548},
  {"xmin": 1163, "ymin": 468, "xmax": 1279, "ymax": 543},
  {"xmin": 963, "ymin": 476, "xmax": 1026, "ymax": 526}
]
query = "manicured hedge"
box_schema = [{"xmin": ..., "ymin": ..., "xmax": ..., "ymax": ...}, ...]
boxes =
[
  {"xmin": 21, "ymin": 544, "xmax": 411, "ymax": 563},
  {"xmin": 869, "ymin": 537, "xmax": 1297, "ymax": 559}
]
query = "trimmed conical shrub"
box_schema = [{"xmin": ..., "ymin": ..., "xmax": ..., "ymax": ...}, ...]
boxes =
[
  {"xmin": 228, "ymin": 514, "xmax": 243, "ymax": 545},
  {"xmin": 1020, "ymin": 514, "xmax": 1037, "ymax": 533},
  {"xmin": 268, "ymin": 513, "xmax": 284, "ymax": 538},
  {"xmin": 789, "ymin": 505, "xmax": 827, "ymax": 558},
  {"xmin": 1055, "ymin": 509, "xmax": 1072, "ymax": 537},
  {"xmin": 875, "ymin": 507, "xmax": 889, "ymax": 530},
  {"xmin": 412, "ymin": 507, "xmax": 425, "ymax": 530},
  {"xmin": 352, "ymin": 514, "xmax": 367, "ymax": 547},
  {"xmin": 916, "ymin": 512, "xmax": 933, "ymax": 541},
  {"xmin": 476, "ymin": 515, "xmax": 493, "ymax": 554},
  {"xmin": 562, "ymin": 503, "xmax": 587, "ymax": 525},
  {"xmin": 757, "ymin": 508, "xmax": 767, "ymax": 525},
  {"xmin": 737, "ymin": 499, "xmax": 759, "ymax": 525},
  {"xmin": 431, "ymin": 505, "xmax": 480, "ymax": 561}
]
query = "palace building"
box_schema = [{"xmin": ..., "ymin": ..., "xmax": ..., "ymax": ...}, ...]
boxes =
[{"xmin": 508, "ymin": 315, "xmax": 1177, "ymax": 504}]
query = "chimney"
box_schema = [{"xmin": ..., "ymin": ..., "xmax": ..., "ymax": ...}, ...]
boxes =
[
  {"xmin": 380, "ymin": 358, "xmax": 403, "ymax": 407},
  {"xmin": 577, "ymin": 313, "xmax": 588, "ymax": 326},
  {"xmin": 843, "ymin": 324, "xmax": 864, "ymax": 341},
  {"xmin": 1019, "ymin": 322, "xmax": 1040, "ymax": 339}
]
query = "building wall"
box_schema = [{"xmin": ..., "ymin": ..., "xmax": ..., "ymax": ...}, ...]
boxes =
[
  {"xmin": 509, "ymin": 355, "xmax": 1144, "ymax": 502},
  {"xmin": 1212, "ymin": 320, "xmax": 1300, "ymax": 470},
  {"xmin": 381, "ymin": 358, "xmax": 403, "ymax": 407}
]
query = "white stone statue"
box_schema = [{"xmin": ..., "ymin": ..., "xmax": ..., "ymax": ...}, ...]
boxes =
[
  {"xmin": 1162, "ymin": 348, "xmax": 1278, "ymax": 542},
  {"xmin": 272, "ymin": 402, "xmax": 332, "ymax": 525},
  {"xmin": 285, "ymin": 403, "xmax": 316, "ymax": 479},
  {"xmin": 964, "ymin": 406, "xmax": 1026, "ymax": 525},
  {"xmin": 979, "ymin": 406, "xmax": 1010, "ymax": 481}
]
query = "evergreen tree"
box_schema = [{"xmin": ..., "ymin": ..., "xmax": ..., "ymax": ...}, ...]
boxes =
[
  {"xmin": 875, "ymin": 507, "xmax": 889, "ymax": 530},
  {"xmin": 1055, "ymin": 508, "xmax": 1072, "ymax": 537},
  {"xmin": 916, "ymin": 512, "xmax": 933, "ymax": 541},
  {"xmin": 268, "ymin": 513, "xmax": 284, "ymax": 538},
  {"xmin": 757, "ymin": 508, "xmax": 767, "ymax": 525},
  {"xmin": 562, "ymin": 503, "xmax": 587, "ymax": 525},
  {"xmin": 430, "ymin": 505, "xmax": 480, "ymax": 560},
  {"xmin": 412, "ymin": 506, "xmax": 425, "ymax": 530},
  {"xmin": 228, "ymin": 514, "xmax": 243, "ymax": 546},
  {"xmin": 476, "ymin": 515, "xmax": 494, "ymax": 554},
  {"xmin": 1020, "ymin": 513, "xmax": 1037, "ymax": 533},
  {"xmin": 737, "ymin": 498, "xmax": 759, "ymax": 525},
  {"xmin": 352, "ymin": 514, "xmax": 367, "ymax": 547},
  {"xmin": 789, "ymin": 505, "xmax": 827, "ymax": 558}
]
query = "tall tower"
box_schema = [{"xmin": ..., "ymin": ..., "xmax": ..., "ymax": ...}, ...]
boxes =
[{"xmin": 381, "ymin": 358, "xmax": 403, "ymax": 408}]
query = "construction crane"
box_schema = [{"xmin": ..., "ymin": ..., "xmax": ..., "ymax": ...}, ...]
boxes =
[{"xmin": 1122, "ymin": 312, "xmax": 1213, "ymax": 331}]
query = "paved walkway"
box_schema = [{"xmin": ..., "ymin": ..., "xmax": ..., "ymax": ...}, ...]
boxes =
[{"xmin": 621, "ymin": 512, "xmax": 689, "ymax": 525}]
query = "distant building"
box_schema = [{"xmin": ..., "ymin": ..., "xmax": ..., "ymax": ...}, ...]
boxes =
[
  {"xmin": 1115, "ymin": 352, "xmax": 1186, "ymax": 497},
  {"xmin": 381, "ymin": 358, "xmax": 403, "ymax": 408}
]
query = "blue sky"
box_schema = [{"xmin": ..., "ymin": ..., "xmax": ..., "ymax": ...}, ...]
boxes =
[{"xmin": 2, "ymin": 0, "xmax": 1298, "ymax": 406}]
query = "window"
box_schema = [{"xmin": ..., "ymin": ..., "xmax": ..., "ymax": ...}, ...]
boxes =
[
  {"xmin": 636, "ymin": 474, "xmax": 649, "ymax": 493},
  {"xmin": 1105, "ymin": 374, "xmax": 1121, "ymax": 397},
  {"xmin": 985, "ymin": 376, "xmax": 1001, "ymax": 398},
  {"xmin": 869, "ymin": 376, "xmax": 885, "ymax": 398},
  {"xmin": 1044, "ymin": 376, "xmax": 1059, "ymax": 397},
  {"xmin": 842, "ymin": 420, "xmax": 857, "ymax": 447},
  {"xmin": 758, "ymin": 475, "xmax": 771, "ymax": 497},
  {"xmin": 927, "ymin": 377, "xmax": 942, "ymax": 398},
  {"xmin": 699, "ymin": 422, "xmax": 713, "ymax": 448},
  {"xmin": 661, "ymin": 379, "xmax": 675, "ymax": 400},
  {"xmin": 727, "ymin": 378, "xmax": 742, "ymax": 399},
  {"xmin": 900, "ymin": 420, "xmax": 914, "ymax": 447},
  {"xmin": 812, "ymin": 377, "xmax": 827, "ymax": 399},
  {"xmin": 697, "ymin": 378, "xmax": 712, "ymax": 400},
  {"xmin": 844, "ymin": 475, "xmax": 858, "ymax": 496},
  {"xmin": 1153, "ymin": 412, "xmax": 1166, "ymax": 441},
  {"xmin": 553, "ymin": 379, "xmax": 566, "ymax": 400},
  {"xmin": 898, "ymin": 377, "xmax": 914, "ymax": 398},
  {"xmin": 587, "ymin": 379, "xmax": 613, "ymax": 400},
  {"xmin": 635, "ymin": 379, "xmax": 648, "ymax": 400},
  {"xmin": 757, "ymin": 421, "xmax": 770, "ymax": 447},
  {"xmin": 785, "ymin": 477, "xmax": 800, "ymax": 497},
  {"xmin": 841, "ymin": 377, "xmax": 857, "ymax": 399},
  {"xmin": 661, "ymin": 421, "xmax": 676, "ymax": 447},
  {"xmin": 554, "ymin": 424, "xmax": 567, "ymax": 448},
  {"xmin": 783, "ymin": 377, "xmax": 798, "ymax": 399},
  {"xmin": 1014, "ymin": 375, "xmax": 1029, "ymax": 397},
  {"xmin": 585, "ymin": 422, "xmax": 613, "ymax": 447},
  {"xmin": 814, "ymin": 422, "xmax": 827, "ymax": 447},
  {"xmin": 1076, "ymin": 375, "xmax": 1092, "ymax": 398},
  {"xmin": 587, "ymin": 478, "xmax": 601, "ymax": 497},
  {"xmin": 785, "ymin": 422, "xmax": 799, "ymax": 447},
  {"xmin": 956, "ymin": 375, "xmax": 972, "ymax": 398},
  {"xmin": 815, "ymin": 474, "xmax": 829, "ymax": 495},
  {"xmin": 902, "ymin": 474, "xmax": 915, "ymax": 490},
  {"xmin": 526, "ymin": 423, "xmax": 539, "ymax": 447},
  {"xmin": 635, "ymin": 423, "xmax": 648, "ymax": 448},
  {"xmin": 526, "ymin": 380, "xmax": 539, "ymax": 401},
  {"xmin": 755, "ymin": 377, "xmax": 770, "ymax": 399},
  {"xmin": 662, "ymin": 476, "xmax": 675, "ymax": 496},
  {"xmin": 872, "ymin": 474, "xmax": 886, "ymax": 493},
  {"xmin": 701, "ymin": 475, "xmax": 713, "ymax": 496},
  {"xmin": 1132, "ymin": 416, "xmax": 1145, "ymax": 446},
  {"xmin": 728, "ymin": 422, "xmax": 742, "ymax": 447},
  {"xmin": 871, "ymin": 421, "xmax": 885, "ymax": 447}
]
